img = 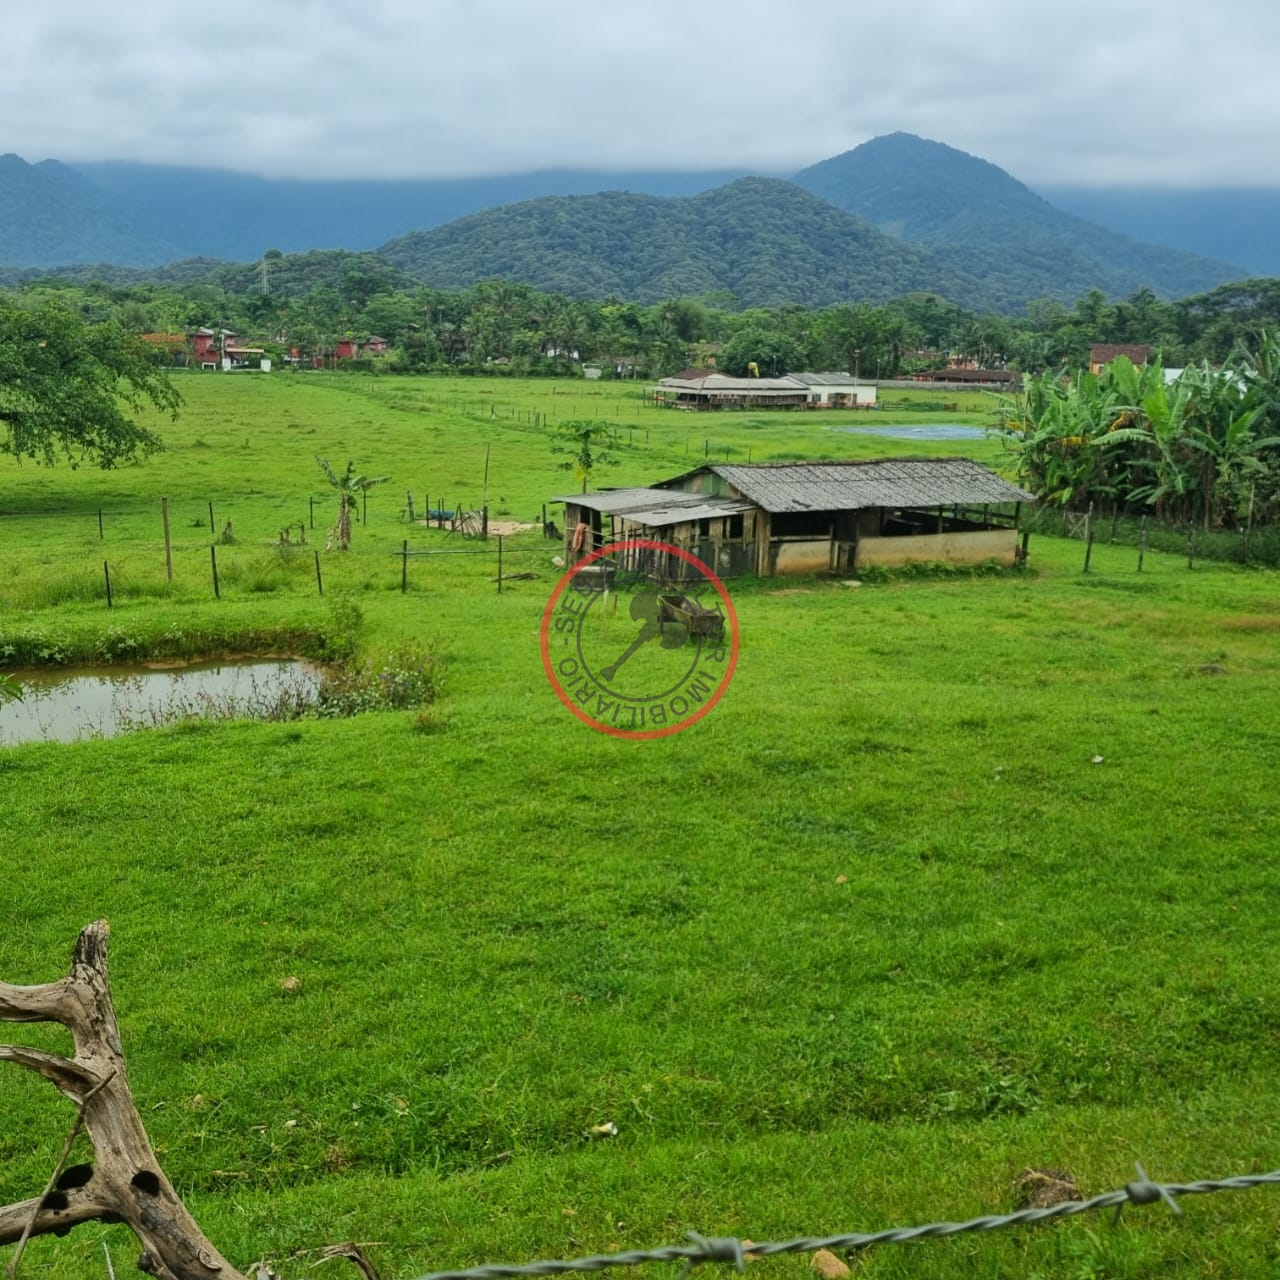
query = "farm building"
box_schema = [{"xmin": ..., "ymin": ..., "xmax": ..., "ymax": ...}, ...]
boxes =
[
  {"xmin": 651, "ymin": 372, "xmax": 876, "ymax": 410},
  {"xmin": 556, "ymin": 458, "xmax": 1032, "ymax": 579}
]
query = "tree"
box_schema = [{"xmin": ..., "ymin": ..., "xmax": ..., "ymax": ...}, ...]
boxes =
[
  {"xmin": 552, "ymin": 420, "xmax": 618, "ymax": 493},
  {"xmin": 0, "ymin": 301, "xmax": 181, "ymax": 469},
  {"xmin": 718, "ymin": 326, "xmax": 806, "ymax": 377},
  {"xmin": 316, "ymin": 458, "xmax": 390, "ymax": 550}
]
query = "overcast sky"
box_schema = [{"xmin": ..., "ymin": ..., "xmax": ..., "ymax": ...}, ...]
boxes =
[{"xmin": 4, "ymin": 0, "xmax": 1278, "ymax": 187}]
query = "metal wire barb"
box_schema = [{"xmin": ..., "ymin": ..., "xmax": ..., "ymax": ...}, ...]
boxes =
[{"xmin": 412, "ymin": 1164, "xmax": 1280, "ymax": 1280}]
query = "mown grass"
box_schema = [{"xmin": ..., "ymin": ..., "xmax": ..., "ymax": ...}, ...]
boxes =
[{"xmin": 2, "ymin": 374, "xmax": 1279, "ymax": 1279}]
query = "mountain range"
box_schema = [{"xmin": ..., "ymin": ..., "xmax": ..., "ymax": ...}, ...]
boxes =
[{"xmin": 0, "ymin": 134, "xmax": 1270, "ymax": 313}]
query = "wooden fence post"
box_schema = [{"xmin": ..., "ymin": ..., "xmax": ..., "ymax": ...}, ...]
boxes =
[
  {"xmin": 314, "ymin": 550, "xmax": 323, "ymax": 596},
  {"xmin": 401, "ymin": 540, "xmax": 409, "ymax": 593},
  {"xmin": 1138, "ymin": 515, "xmax": 1148, "ymax": 572},
  {"xmin": 497, "ymin": 535, "xmax": 504, "ymax": 594},
  {"xmin": 210, "ymin": 545, "xmax": 220, "ymax": 599},
  {"xmin": 103, "ymin": 561, "xmax": 113, "ymax": 609},
  {"xmin": 1187, "ymin": 524, "xmax": 1196, "ymax": 570},
  {"xmin": 161, "ymin": 497, "xmax": 173, "ymax": 582},
  {"xmin": 97, "ymin": 508, "xmax": 104, "ymax": 540}
]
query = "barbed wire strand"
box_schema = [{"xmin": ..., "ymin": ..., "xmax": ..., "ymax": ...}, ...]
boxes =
[{"xmin": 412, "ymin": 1165, "xmax": 1280, "ymax": 1280}]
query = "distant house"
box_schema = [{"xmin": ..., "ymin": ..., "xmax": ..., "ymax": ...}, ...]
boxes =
[
  {"xmin": 555, "ymin": 458, "xmax": 1031, "ymax": 578},
  {"xmin": 192, "ymin": 328, "xmax": 233, "ymax": 368},
  {"xmin": 652, "ymin": 371, "xmax": 876, "ymax": 410},
  {"xmin": 1089, "ymin": 343, "xmax": 1150, "ymax": 375}
]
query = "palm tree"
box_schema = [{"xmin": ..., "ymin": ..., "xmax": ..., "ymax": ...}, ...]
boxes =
[{"xmin": 316, "ymin": 458, "xmax": 389, "ymax": 550}]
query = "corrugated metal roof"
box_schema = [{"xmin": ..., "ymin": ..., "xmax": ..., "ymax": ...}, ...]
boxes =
[
  {"xmin": 551, "ymin": 488, "xmax": 752, "ymax": 526},
  {"xmin": 787, "ymin": 372, "xmax": 866, "ymax": 387},
  {"xmin": 657, "ymin": 375, "xmax": 806, "ymax": 393},
  {"xmin": 679, "ymin": 459, "xmax": 1033, "ymax": 513}
]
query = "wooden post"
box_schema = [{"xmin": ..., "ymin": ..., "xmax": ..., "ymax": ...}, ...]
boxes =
[
  {"xmin": 210, "ymin": 545, "xmax": 220, "ymax": 599},
  {"xmin": 497, "ymin": 535, "xmax": 504, "ymax": 593},
  {"xmin": 482, "ymin": 506, "xmax": 489, "ymax": 539},
  {"xmin": 161, "ymin": 497, "xmax": 173, "ymax": 582},
  {"xmin": 1083, "ymin": 522, "xmax": 1095, "ymax": 573},
  {"xmin": 401, "ymin": 539, "xmax": 409, "ymax": 593},
  {"xmin": 309, "ymin": 495, "xmax": 315, "ymax": 530},
  {"xmin": 362, "ymin": 489, "xmax": 367, "ymax": 526},
  {"xmin": 208, "ymin": 500, "xmax": 215, "ymax": 536},
  {"xmin": 1187, "ymin": 523, "xmax": 1195, "ymax": 570},
  {"xmin": 1138, "ymin": 515, "xmax": 1148, "ymax": 572},
  {"xmin": 97, "ymin": 508, "xmax": 104, "ymax": 540},
  {"xmin": 103, "ymin": 561, "xmax": 112, "ymax": 609},
  {"xmin": 1019, "ymin": 528, "xmax": 1030, "ymax": 564},
  {"xmin": 314, "ymin": 549, "xmax": 323, "ymax": 596}
]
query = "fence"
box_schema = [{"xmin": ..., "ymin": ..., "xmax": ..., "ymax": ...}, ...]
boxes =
[
  {"xmin": 1024, "ymin": 502, "xmax": 1280, "ymax": 570},
  {"xmin": 407, "ymin": 1163, "xmax": 1280, "ymax": 1280}
]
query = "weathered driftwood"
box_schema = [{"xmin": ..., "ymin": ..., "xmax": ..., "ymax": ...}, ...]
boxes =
[{"xmin": 0, "ymin": 921, "xmax": 247, "ymax": 1280}]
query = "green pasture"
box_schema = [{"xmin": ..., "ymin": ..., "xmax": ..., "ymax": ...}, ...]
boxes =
[{"xmin": 2, "ymin": 373, "xmax": 1279, "ymax": 1279}]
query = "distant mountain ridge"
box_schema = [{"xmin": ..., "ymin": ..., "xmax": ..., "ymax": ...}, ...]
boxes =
[
  {"xmin": 792, "ymin": 132, "xmax": 1242, "ymax": 304},
  {"xmin": 377, "ymin": 177, "xmax": 1002, "ymax": 309},
  {"xmin": 0, "ymin": 154, "xmax": 185, "ymax": 266},
  {"xmin": 0, "ymin": 134, "xmax": 1270, "ymax": 310}
]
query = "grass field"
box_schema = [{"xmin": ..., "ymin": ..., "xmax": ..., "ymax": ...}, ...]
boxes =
[{"xmin": 3, "ymin": 373, "xmax": 1279, "ymax": 1280}]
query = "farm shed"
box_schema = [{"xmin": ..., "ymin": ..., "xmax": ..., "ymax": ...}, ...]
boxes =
[
  {"xmin": 652, "ymin": 373, "xmax": 810, "ymax": 410},
  {"xmin": 787, "ymin": 372, "xmax": 878, "ymax": 407},
  {"xmin": 557, "ymin": 459, "xmax": 1032, "ymax": 580}
]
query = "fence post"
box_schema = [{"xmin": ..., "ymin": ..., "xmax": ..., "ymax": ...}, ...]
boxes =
[
  {"xmin": 1137, "ymin": 515, "xmax": 1148, "ymax": 572},
  {"xmin": 1187, "ymin": 524, "xmax": 1196, "ymax": 570},
  {"xmin": 98, "ymin": 508, "xmax": 104, "ymax": 541},
  {"xmin": 1083, "ymin": 522, "xmax": 1095, "ymax": 573},
  {"xmin": 161, "ymin": 497, "xmax": 173, "ymax": 582},
  {"xmin": 210, "ymin": 545, "xmax": 220, "ymax": 599},
  {"xmin": 309, "ymin": 495, "xmax": 315, "ymax": 530},
  {"xmin": 314, "ymin": 550, "xmax": 323, "ymax": 597},
  {"xmin": 208, "ymin": 501, "xmax": 215, "ymax": 537},
  {"xmin": 103, "ymin": 561, "xmax": 113, "ymax": 609},
  {"xmin": 482, "ymin": 506, "xmax": 489, "ymax": 540},
  {"xmin": 362, "ymin": 490, "xmax": 368, "ymax": 526},
  {"xmin": 497, "ymin": 535, "xmax": 503, "ymax": 594},
  {"xmin": 401, "ymin": 540, "xmax": 408, "ymax": 593}
]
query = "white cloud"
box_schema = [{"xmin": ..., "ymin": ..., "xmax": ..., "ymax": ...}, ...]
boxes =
[{"xmin": 3, "ymin": 0, "xmax": 1279, "ymax": 184}]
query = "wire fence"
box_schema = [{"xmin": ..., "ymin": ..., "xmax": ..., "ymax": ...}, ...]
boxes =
[{"xmin": 409, "ymin": 1164, "xmax": 1280, "ymax": 1280}]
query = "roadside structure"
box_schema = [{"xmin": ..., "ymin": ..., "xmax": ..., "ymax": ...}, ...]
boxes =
[{"xmin": 556, "ymin": 458, "xmax": 1032, "ymax": 579}]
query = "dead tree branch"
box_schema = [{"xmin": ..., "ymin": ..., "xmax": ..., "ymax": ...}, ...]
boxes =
[{"xmin": 0, "ymin": 922, "xmax": 248, "ymax": 1280}]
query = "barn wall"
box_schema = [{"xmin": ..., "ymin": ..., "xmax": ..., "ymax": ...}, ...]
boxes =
[
  {"xmin": 773, "ymin": 538, "xmax": 833, "ymax": 574},
  {"xmin": 855, "ymin": 528, "xmax": 1017, "ymax": 568}
]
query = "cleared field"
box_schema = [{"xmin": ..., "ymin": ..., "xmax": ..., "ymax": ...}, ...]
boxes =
[{"xmin": 2, "ymin": 374, "xmax": 1279, "ymax": 1280}]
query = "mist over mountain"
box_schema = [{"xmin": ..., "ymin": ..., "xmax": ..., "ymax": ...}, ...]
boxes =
[
  {"xmin": 1033, "ymin": 185, "xmax": 1280, "ymax": 278},
  {"xmin": 0, "ymin": 134, "xmax": 1272, "ymax": 312},
  {"xmin": 793, "ymin": 133, "xmax": 1243, "ymax": 303}
]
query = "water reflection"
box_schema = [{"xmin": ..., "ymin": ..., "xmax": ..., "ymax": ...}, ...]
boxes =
[{"xmin": 0, "ymin": 660, "xmax": 321, "ymax": 746}]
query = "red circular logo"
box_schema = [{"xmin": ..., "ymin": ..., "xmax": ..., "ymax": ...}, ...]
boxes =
[{"xmin": 539, "ymin": 539, "xmax": 739, "ymax": 739}]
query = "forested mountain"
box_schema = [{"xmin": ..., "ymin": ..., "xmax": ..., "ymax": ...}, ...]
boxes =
[
  {"xmin": 377, "ymin": 178, "xmax": 1002, "ymax": 309},
  {"xmin": 0, "ymin": 154, "xmax": 184, "ymax": 266},
  {"xmin": 1034, "ymin": 185, "xmax": 1280, "ymax": 279},
  {"xmin": 67, "ymin": 163, "xmax": 750, "ymax": 263},
  {"xmin": 794, "ymin": 133, "xmax": 1242, "ymax": 305}
]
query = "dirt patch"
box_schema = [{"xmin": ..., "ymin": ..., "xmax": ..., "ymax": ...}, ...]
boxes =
[
  {"xmin": 1222, "ymin": 615, "xmax": 1280, "ymax": 632},
  {"xmin": 486, "ymin": 520, "xmax": 538, "ymax": 537},
  {"xmin": 767, "ymin": 588, "xmax": 816, "ymax": 597}
]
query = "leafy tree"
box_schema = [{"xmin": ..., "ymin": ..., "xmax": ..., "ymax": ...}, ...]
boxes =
[
  {"xmin": 719, "ymin": 326, "xmax": 806, "ymax": 377},
  {"xmin": 317, "ymin": 457, "xmax": 390, "ymax": 550},
  {"xmin": 552, "ymin": 420, "xmax": 618, "ymax": 493},
  {"xmin": 0, "ymin": 301, "xmax": 180, "ymax": 469}
]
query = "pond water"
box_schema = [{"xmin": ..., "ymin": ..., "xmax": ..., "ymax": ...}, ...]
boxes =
[
  {"xmin": 828, "ymin": 423, "xmax": 989, "ymax": 441},
  {"xmin": 0, "ymin": 660, "xmax": 321, "ymax": 746}
]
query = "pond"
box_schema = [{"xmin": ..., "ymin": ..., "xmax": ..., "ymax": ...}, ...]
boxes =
[
  {"xmin": 828, "ymin": 423, "xmax": 990, "ymax": 441},
  {"xmin": 0, "ymin": 660, "xmax": 322, "ymax": 746}
]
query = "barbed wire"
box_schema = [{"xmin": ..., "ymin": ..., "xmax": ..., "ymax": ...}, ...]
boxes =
[{"xmin": 412, "ymin": 1164, "xmax": 1280, "ymax": 1280}]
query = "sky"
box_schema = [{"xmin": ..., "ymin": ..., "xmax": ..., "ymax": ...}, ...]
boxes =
[{"xmin": 4, "ymin": 0, "xmax": 1279, "ymax": 187}]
